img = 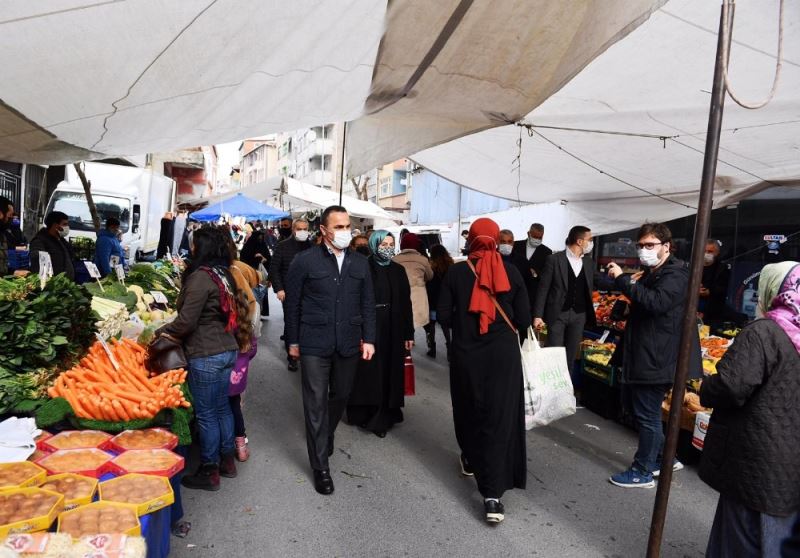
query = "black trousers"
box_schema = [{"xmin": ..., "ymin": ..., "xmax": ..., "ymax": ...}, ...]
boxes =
[
  {"xmin": 547, "ymin": 309, "xmax": 586, "ymax": 383},
  {"xmin": 300, "ymin": 353, "xmax": 359, "ymax": 471}
]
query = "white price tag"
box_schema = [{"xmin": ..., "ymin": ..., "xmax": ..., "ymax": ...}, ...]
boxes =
[
  {"xmin": 150, "ymin": 290, "xmax": 168, "ymax": 304},
  {"xmin": 38, "ymin": 252, "xmax": 53, "ymax": 289},
  {"xmin": 114, "ymin": 264, "xmax": 126, "ymax": 283},
  {"xmin": 84, "ymin": 261, "xmax": 101, "ymax": 279},
  {"xmin": 164, "ymin": 274, "xmax": 178, "ymax": 290},
  {"xmin": 95, "ymin": 333, "xmax": 119, "ymax": 370},
  {"xmin": 599, "ymin": 329, "xmax": 611, "ymax": 344},
  {"xmin": 109, "ymin": 255, "xmax": 120, "ymax": 268}
]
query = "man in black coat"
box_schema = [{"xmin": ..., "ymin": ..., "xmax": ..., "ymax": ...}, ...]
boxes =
[
  {"xmin": 700, "ymin": 238, "xmax": 732, "ymax": 325},
  {"xmin": 511, "ymin": 222, "xmax": 552, "ymax": 317},
  {"xmin": 29, "ymin": 211, "xmax": 76, "ymax": 281},
  {"xmin": 270, "ymin": 217, "xmax": 311, "ymax": 370},
  {"xmin": 285, "ymin": 206, "xmax": 376, "ymax": 496},
  {"xmin": 532, "ymin": 225, "xmax": 596, "ymax": 378},
  {"xmin": 607, "ymin": 222, "xmax": 701, "ymax": 489}
]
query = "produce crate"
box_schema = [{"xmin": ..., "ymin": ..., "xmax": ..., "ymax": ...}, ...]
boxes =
[
  {"xmin": 581, "ymin": 358, "xmax": 618, "ymax": 387},
  {"xmin": 579, "ymin": 373, "xmax": 621, "ymax": 420},
  {"xmin": 0, "ymin": 487, "xmax": 64, "ymax": 537},
  {"xmin": 108, "ymin": 449, "xmax": 184, "ymax": 478},
  {"xmin": 0, "ymin": 462, "xmax": 47, "ymax": 490},
  {"xmin": 661, "ymin": 402, "xmax": 696, "ymax": 432},
  {"xmin": 99, "ymin": 474, "xmax": 174, "ymax": 516},
  {"xmin": 36, "ymin": 449, "xmax": 114, "ymax": 479},
  {"xmin": 105, "ymin": 428, "xmax": 179, "ymax": 452},
  {"xmin": 41, "ymin": 430, "xmax": 112, "ymax": 452},
  {"xmin": 57, "ymin": 501, "xmax": 141, "ymax": 539},
  {"xmin": 6, "ymin": 249, "xmax": 30, "ymax": 271},
  {"xmin": 40, "ymin": 474, "xmax": 98, "ymax": 511}
]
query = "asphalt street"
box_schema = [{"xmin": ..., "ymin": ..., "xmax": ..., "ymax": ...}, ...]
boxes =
[{"xmin": 172, "ymin": 296, "xmax": 718, "ymax": 558}]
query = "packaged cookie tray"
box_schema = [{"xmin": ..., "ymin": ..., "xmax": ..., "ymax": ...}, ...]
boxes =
[
  {"xmin": 105, "ymin": 427, "xmax": 179, "ymax": 452},
  {"xmin": 35, "ymin": 448, "xmax": 114, "ymax": 479},
  {"xmin": 99, "ymin": 474, "xmax": 174, "ymax": 516},
  {"xmin": 40, "ymin": 430, "xmax": 112, "ymax": 452},
  {"xmin": 107, "ymin": 449, "xmax": 185, "ymax": 478},
  {"xmin": 0, "ymin": 462, "xmax": 47, "ymax": 491},
  {"xmin": 2, "ymin": 532, "xmax": 147, "ymax": 557},
  {"xmin": 0, "ymin": 487, "xmax": 64, "ymax": 538},
  {"xmin": 57, "ymin": 501, "xmax": 141, "ymax": 540},
  {"xmin": 39, "ymin": 474, "xmax": 98, "ymax": 511}
]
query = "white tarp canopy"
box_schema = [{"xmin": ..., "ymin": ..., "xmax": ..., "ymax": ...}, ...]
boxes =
[
  {"xmin": 0, "ymin": 1, "xmax": 665, "ymax": 168},
  {"xmin": 411, "ymin": 0, "xmax": 800, "ymax": 235},
  {"xmin": 275, "ymin": 178, "xmax": 398, "ymax": 222}
]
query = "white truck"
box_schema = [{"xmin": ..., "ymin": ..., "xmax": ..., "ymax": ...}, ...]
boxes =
[{"xmin": 44, "ymin": 162, "xmax": 176, "ymax": 261}]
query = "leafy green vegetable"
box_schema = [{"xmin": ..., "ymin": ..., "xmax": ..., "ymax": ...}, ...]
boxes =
[{"xmin": 0, "ymin": 274, "xmax": 98, "ymax": 414}]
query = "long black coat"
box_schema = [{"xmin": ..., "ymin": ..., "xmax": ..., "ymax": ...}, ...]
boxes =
[
  {"xmin": 269, "ymin": 237, "xmax": 311, "ymax": 293},
  {"xmin": 510, "ymin": 239, "xmax": 552, "ymax": 313},
  {"xmin": 614, "ymin": 255, "xmax": 701, "ymax": 384},
  {"xmin": 349, "ymin": 260, "xmax": 414, "ymax": 410},
  {"xmin": 700, "ymin": 319, "xmax": 800, "ymax": 517}
]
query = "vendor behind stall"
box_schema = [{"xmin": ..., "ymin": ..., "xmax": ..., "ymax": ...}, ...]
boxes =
[
  {"xmin": 700, "ymin": 239, "xmax": 732, "ymax": 325},
  {"xmin": 30, "ymin": 211, "xmax": 75, "ymax": 280},
  {"xmin": 94, "ymin": 217, "xmax": 127, "ymax": 277}
]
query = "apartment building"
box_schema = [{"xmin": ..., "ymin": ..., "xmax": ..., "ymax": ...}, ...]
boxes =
[
  {"xmin": 276, "ymin": 124, "xmax": 338, "ymax": 189},
  {"xmin": 239, "ymin": 137, "xmax": 278, "ymax": 187}
]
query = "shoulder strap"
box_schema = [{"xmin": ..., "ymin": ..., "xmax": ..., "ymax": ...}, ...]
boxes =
[{"xmin": 465, "ymin": 259, "xmax": 517, "ymax": 333}]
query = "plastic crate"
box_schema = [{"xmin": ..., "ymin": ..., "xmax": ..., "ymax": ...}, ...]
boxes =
[
  {"xmin": 6, "ymin": 250, "xmax": 30, "ymax": 271},
  {"xmin": 36, "ymin": 449, "xmax": 113, "ymax": 479},
  {"xmin": 0, "ymin": 462, "xmax": 47, "ymax": 490},
  {"xmin": 41, "ymin": 431, "xmax": 112, "ymax": 452},
  {"xmin": 39, "ymin": 474, "xmax": 98, "ymax": 511},
  {"xmin": 579, "ymin": 373, "xmax": 621, "ymax": 420},
  {"xmin": 0, "ymin": 487, "xmax": 64, "ymax": 537},
  {"xmin": 108, "ymin": 449, "xmax": 184, "ymax": 478},
  {"xmin": 581, "ymin": 359, "xmax": 618, "ymax": 387},
  {"xmin": 57, "ymin": 501, "xmax": 141, "ymax": 539},
  {"xmin": 105, "ymin": 428, "xmax": 178, "ymax": 452},
  {"xmin": 99, "ymin": 474, "xmax": 174, "ymax": 516}
]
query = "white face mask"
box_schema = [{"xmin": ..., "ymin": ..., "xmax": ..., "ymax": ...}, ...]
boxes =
[
  {"xmin": 498, "ymin": 244, "xmax": 513, "ymax": 256},
  {"xmin": 330, "ymin": 230, "xmax": 351, "ymax": 250},
  {"xmin": 638, "ymin": 247, "xmax": 661, "ymax": 267},
  {"xmin": 59, "ymin": 226, "xmax": 70, "ymax": 238},
  {"xmin": 703, "ymin": 252, "xmax": 715, "ymax": 265},
  {"xmin": 294, "ymin": 230, "xmax": 309, "ymax": 242},
  {"xmin": 527, "ymin": 237, "xmax": 542, "ymax": 248},
  {"xmin": 583, "ymin": 240, "xmax": 594, "ymax": 255}
]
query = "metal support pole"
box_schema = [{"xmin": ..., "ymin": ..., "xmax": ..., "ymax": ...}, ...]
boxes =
[
  {"xmin": 336, "ymin": 121, "xmax": 348, "ymax": 206},
  {"xmin": 646, "ymin": 3, "xmax": 732, "ymax": 556}
]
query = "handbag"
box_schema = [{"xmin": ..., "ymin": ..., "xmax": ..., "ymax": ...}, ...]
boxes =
[
  {"xmin": 146, "ymin": 332, "xmax": 188, "ymax": 374},
  {"xmin": 404, "ymin": 352, "xmax": 416, "ymax": 396}
]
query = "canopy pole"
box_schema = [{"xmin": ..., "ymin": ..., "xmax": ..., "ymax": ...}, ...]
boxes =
[
  {"xmin": 646, "ymin": 3, "xmax": 732, "ymax": 556},
  {"xmin": 337, "ymin": 121, "xmax": 348, "ymax": 206}
]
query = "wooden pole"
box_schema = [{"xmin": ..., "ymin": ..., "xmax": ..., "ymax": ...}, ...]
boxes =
[{"xmin": 645, "ymin": 3, "xmax": 732, "ymax": 556}]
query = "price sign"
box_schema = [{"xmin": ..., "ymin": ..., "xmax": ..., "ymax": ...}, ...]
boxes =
[
  {"xmin": 150, "ymin": 290, "xmax": 169, "ymax": 304},
  {"xmin": 109, "ymin": 255, "xmax": 120, "ymax": 268},
  {"xmin": 164, "ymin": 274, "xmax": 178, "ymax": 289},
  {"xmin": 38, "ymin": 252, "xmax": 53, "ymax": 289},
  {"xmin": 115, "ymin": 264, "xmax": 126, "ymax": 284},
  {"xmin": 84, "ymin": 261, "xmax": 101, "ymax": 279},
  {"xmin": 95, "ymin": 333, "xmax": 119, "ymax": 369},
  {"xmin": 599, "ymin": 329, "xmax": 611, "ymax": 344}
]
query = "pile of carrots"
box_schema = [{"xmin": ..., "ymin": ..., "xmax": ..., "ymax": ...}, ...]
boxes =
[{"xmin": 48, "ymin": 338, "xmax": 190, "ymax": 421}]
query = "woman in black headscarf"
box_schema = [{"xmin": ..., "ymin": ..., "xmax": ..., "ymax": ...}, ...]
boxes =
[{"xmin": 240, "ymin": 229, "xmax": 272, "ymax": 317}]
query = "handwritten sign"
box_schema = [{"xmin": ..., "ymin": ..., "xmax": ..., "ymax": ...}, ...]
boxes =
[
  {"xmin": 38, "ymin": 252, "xmax": 53, "ymax": 289},
  {"xmin": 95, "ymin": 333, "xmax": 119, "ymax": 369},
  {"xmin": 115, "ymin": 264, "xmax": 126, "ymax": 284},
  {"xmin": 150, "ymin": 290, "xmax": 168, "ymax": 305}
]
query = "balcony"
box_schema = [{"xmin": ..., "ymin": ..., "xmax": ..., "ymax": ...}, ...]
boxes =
[
  {"xmin": 298, "ymin": 138, "xmax": 334, "ymax": 161},
  {"xmin": 299, "ymin": 169, "xmax": 334, "ymax": 189}
]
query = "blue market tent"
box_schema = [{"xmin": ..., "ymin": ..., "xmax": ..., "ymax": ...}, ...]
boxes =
[{"xmin": 190, "ymin": 193, "xmax": 289, "ymax": 222}]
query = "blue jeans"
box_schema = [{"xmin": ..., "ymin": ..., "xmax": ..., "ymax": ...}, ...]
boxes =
[
  {"xmin": 622, "ymin": 383, "xmax": 671, "ymax": 474},
  {"xmin": 188, "ymin": 350, "xmax": 238, "ymax": 464}
]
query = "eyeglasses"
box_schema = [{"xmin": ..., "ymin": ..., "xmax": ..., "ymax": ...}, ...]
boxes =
[{"xmin": 636, "ymin": 241, "xmax": 663, "ymax": 250}]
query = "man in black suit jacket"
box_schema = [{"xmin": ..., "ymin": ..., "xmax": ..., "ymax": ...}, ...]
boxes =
[
  {"xmin": 510, "ymin": 223, "xmax": 553, "ymax": 317},
  {"xmin": 285, "ymin": 205, "xmax": 376, "ymax": 496},
  {"xmin": 533, "ymin": 226, "xmax": 597, "ymax": 379}
]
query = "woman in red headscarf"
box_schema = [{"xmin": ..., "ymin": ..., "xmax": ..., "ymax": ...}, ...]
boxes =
[{"xmin": 437, "ymin": 218, "xmax": 531, "ymax": 524}]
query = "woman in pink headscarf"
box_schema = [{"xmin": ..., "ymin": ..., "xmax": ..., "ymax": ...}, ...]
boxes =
[{"xmin": 436, "ymin": 218, "xmax": 531, "ymax": 524}]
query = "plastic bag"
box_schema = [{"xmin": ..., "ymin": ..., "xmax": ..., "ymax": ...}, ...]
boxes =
[{"xmin": 521, "ymin": 327, "xmax": 576, "ymax": 429}]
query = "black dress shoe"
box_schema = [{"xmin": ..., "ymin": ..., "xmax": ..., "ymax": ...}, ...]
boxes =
[
  {"xmin": 288, "ymin": 359, "xmax": 298, "ymax": 372},
  {"xmin": 313, "ymin": 469, "xmax": 334, "ymax": 495},
  {"xmin": 484, "ymin": 499, "xmax": 505, "ymax": 524}
]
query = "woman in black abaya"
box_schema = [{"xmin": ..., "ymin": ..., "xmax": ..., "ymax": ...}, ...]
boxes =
[{"xmin": 347, "ymin": 231, "xmax": 414, "ymax": 437}]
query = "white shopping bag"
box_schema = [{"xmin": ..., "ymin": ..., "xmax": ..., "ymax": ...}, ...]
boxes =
[{"xmin": 521, "ymin": 327, "xmax": 576, "ymax": 429}]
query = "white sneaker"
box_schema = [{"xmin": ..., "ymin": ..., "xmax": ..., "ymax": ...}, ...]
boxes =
[{"xmin": 653, "ymin": 460, "xmax": 684, "ymax": 478}]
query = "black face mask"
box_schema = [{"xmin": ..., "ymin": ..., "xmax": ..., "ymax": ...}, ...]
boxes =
[
  {"xmin": 279, "ymin": 227, "xmax": 292, "ymax": 239},
  {"xmin": 355, "ymin": 246, "xmax": 370, "ymax": 256}
]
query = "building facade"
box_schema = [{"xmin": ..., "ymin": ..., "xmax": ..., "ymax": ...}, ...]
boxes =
[
  {"xmin": 239, "ymin": 137, "xmax": 278, "ymax": 187},
  {"xmin": 276, "ymin": 125, "xmax": 338, "ymax": 190}
]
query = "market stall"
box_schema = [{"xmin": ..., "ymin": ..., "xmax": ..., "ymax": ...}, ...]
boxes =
[{"xmin": 1, "ymin": 261, "xmax": 191, "ymax": 558}]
